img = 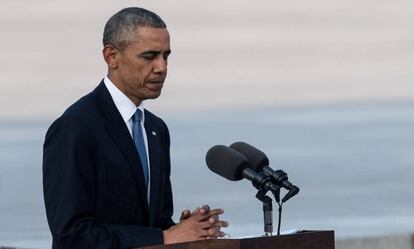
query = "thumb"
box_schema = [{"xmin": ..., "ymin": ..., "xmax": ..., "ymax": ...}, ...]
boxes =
[{"xmin": 180, "ymin": 209, "xmax": 191, "ymax": 221}]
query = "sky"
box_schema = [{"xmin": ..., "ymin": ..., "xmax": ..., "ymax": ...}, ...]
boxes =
[{"xmin": 1, "ymin": 0, "xmax": 414, "ymax": 120}]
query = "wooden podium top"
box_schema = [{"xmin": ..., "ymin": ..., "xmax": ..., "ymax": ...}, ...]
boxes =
[{"xmin": 138, "ymin": 230, "xmax": 335, "ymax": 249}]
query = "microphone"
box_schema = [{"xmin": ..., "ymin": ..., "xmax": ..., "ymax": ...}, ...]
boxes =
[
  {"xmin": 206, "ymin": 145, "xmax": 280, "ymax": 193},
  {"xmin": 229, "ymin": 142, "xmax": 299, "ymax": 203}
]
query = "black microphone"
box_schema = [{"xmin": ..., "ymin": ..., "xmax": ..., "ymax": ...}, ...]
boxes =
[
  {"xmin": 206, "ymin": 145, "xmax": 280, "ymax": 193},
  {"xmin": 229, "ymin": 142, "xmax": 299, "ymax": 203}
]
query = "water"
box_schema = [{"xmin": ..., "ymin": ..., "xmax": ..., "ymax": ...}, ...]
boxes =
[{"xmin": 1, "ymin": 101, "xmax": 414, "ymax": 248}]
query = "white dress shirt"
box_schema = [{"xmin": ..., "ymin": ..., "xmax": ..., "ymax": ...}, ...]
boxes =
[{"xmin": 104, "ymin": 76, "xmax": 151, "ymax": 203}]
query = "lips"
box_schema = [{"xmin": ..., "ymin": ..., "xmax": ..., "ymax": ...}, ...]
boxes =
[
  {"xmin": 146, "ymin": 78, "xmax": 165, "ymax": 84},
  {"xmin": 146, "ymin": 80, "xmax": 164, "ymax": 90}
]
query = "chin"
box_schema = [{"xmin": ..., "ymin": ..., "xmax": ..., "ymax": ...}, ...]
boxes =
[{"xmin": 147, "ymin": 91, "xmax": 162, "ymax": 99}]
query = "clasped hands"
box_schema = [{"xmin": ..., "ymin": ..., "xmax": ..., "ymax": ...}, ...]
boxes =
[{"xmin": 163, "ymin": 205, "xmax": 229, "ymax": 244}]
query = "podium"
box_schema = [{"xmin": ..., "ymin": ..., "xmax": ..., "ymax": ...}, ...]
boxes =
[{"xmin": 138, "ymin": 230, "xmax": 335, "ymax": 249}]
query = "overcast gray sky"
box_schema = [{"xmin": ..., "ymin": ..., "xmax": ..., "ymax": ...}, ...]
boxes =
[{"xmin": 1, "ymin": 0, "xmax": 413, "ymax": 120}]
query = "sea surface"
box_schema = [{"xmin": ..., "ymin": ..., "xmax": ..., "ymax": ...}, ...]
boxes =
[{"xmin": 1, "ymin": 102, "xmax": 413, "ymax": 248}]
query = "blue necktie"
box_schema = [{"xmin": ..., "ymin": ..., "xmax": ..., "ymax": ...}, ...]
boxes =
[{"xmin": 132, "ymin": 109, "xmax": 149, "ymax": 189}]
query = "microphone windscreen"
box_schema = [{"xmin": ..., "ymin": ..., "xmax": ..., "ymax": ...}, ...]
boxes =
[
  {"xmin": 230, "ymin": 142, "xmax": 269, "ymax": 172},
  {"xmin": 206, "ymin": 145, "xmax": 249, "ymax": 181}
]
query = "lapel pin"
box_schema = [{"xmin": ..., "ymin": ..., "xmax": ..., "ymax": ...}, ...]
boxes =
[{"xmin": 152, "ymin": 131, "xmax": 157, "ymax": 136}]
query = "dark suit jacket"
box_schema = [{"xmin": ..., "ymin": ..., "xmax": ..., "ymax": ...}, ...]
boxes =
[{"xmin": 43, "ymin": 81, "xmax": 175, "ymax": 249}]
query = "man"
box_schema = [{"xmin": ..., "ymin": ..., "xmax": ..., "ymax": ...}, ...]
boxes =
[{"xmin": 43, "ymin": 7, "xmax": 228, "ymax": 249}]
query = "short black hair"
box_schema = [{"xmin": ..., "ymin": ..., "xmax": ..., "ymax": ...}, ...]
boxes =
[{"xmin": 103, "ymin": 7, "xmax": 166, "ymax": 50}]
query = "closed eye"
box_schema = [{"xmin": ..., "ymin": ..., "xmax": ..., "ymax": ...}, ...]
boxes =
[
  {"xmin": 163, "ymin": 51, "xmax": 171, "ymax": 60},
  {"xmin": 140, "ymin": 50, "xmax": 171, "ymax": 61},
  {"xmin": 141, "ymin": 53, "xmax": 157, "ymax": 60}
]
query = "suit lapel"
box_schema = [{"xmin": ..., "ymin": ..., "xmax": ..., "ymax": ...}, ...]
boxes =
[
  {"xmin": 94, "ymin": 82, "xmax": 149, "ymax": 210},
  {"xmin": 145, "ymin": 114, "xmax": 162, "ymax": 226}
]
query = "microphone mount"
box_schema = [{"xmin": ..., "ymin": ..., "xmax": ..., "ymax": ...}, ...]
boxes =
[{"xmin": 266, "ymin": 169, "xmax": 300, "ymax": 203}]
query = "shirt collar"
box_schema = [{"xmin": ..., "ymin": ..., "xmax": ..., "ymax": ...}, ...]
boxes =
[{"xmin": 104, "ymin": 76, "xmax": 145, "ymax": 124}]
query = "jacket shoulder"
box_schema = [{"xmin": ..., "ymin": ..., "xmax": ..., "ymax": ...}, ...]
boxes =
[
  {"xmin": 45, "ymin": 84, "xmax": 104, "ymax": 138},
  {"xmin": 62, "ymin": 90, "xmax": 98, "ymax": 119}
]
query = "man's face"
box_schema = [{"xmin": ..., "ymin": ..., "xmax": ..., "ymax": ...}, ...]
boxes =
[{"xmin": 110, "ymin": 27, "xmax": 171, "ymax": 105}]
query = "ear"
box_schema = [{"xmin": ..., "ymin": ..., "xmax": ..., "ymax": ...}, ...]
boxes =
[{"xmin": 103, "ymin": 45, "xmax": 119, "ymax": 69}]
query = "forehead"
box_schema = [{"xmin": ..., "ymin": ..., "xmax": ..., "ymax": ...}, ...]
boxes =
[{"xmin": 127, "ymin": 27, "xmax": 170, "ymax": 51}]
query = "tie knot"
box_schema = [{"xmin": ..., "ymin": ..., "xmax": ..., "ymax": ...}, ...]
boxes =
[{"xmin": 133, "ymin": 109, "xmax": 143, "ymax": 123}]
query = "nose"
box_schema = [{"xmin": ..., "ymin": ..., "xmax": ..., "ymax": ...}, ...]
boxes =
[{"xmin": 153, "ymin": 57, "xmax": 168, "ymax": 75}]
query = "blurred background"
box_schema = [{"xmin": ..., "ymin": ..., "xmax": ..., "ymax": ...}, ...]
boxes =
[{"xmin": 0, "ymin": 0, "xmax": 413, "ymax": 248}]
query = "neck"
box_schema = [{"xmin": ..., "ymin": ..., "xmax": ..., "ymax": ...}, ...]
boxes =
[{"xmin": 107, "ymin": 73, "xmax": 142, "ymax": 107}]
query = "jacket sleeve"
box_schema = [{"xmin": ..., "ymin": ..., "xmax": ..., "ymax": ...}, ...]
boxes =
[
  {"xmin": 43, "ymin": 116, "xmax": 164, "ymax": 249},
  {"xmin": 158, "ymin": 120, "xmax": 176, "ymax": 230}
]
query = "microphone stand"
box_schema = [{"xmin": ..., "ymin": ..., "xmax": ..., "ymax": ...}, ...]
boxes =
[
  {"xmin": 250, "ymin": 172, "xmax": 287, "ymax": 236},
  {"xmin": 255, "ymin": 190, "xmax": 273, "ymax": 236},
  {"xmin": 270, "ymin": 188, "xmax": 282, "ymax": 236}
]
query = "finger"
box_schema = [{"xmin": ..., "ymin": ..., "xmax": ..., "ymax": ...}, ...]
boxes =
[
  {"xmin": 180, "ymin": 209, "xmax": 190, "ymax": 219},
  {"xmin": 205, "ymin": 235, "xmax": 219, "ymax": 239},
  {"xmin": 207, "ymin": 208, "xmax": 224, "ymax": 217},
  {"xmin": 199, "ymin": 220, "xmax": 225, "ymax": 230},
  {"xmin": 203, "ymin": 232, "xmax": 223, "ymax": 239},
  {"xmin": 196, "ymin": 227, "xmax": 211, "ymax": 238},
  {"xmin": 192, "ymin": 207, "xmax": 200, "ymax": 215},
  {"xmin": 206, "ymin": 231, "xmax": 225, "ymax": 238},
  {"xmin": 208, "ymin": 215, "xmax": 218, "ymax": 224},
  {"xmin": 201, "ymin": 204, "xmax": 210, "ymax": 213},
  {"xmin": 211, "ymin": 220, "xmax": 229, "ymax": 228},
  {"xmin": 196, "ymin": 208, "xmax": 224, "ymax": 221},
  {"xmin": 180, "ymin": 209, "xmax": 191, "ymax": 220},
  {"xmin": 199, "ymin": 208, "xmax": 207, "ymax": 215},
  {"xmin": 199, "ymin": 220, "xmax": 214, "ymax": 229},
  {"xmin": 197, "ymin": 204, "xmax": 210, "ymax": 215},
  {"xmin": 208, "ymin": 227, "xmax": 221, "ymax": 237}
]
